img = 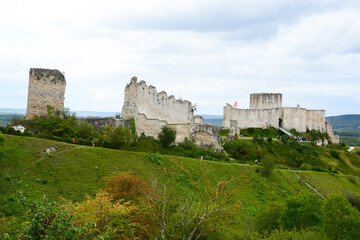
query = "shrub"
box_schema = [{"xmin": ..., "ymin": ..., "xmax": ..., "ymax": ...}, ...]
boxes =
[
  {"xmin": 102, "ymin": 172, "xmax": 150, "ymax": 203},
  {"xmin": 253, "ymin": 134, "xmax": 265, "ymax": 145},
  {"xmin": 108, "ymin": 125, "xmax": 133, "ymax": 149},
  {"xmin": 300, "ymin": 163, "xmax": 312, "ymax": 170},
  {"xmin": 147, "ymin": 152, "xmax": 165, "ymax": 165},
  {"xmin": 223, "ymin": 139, "xmax": 263, "ymax": 162},
  {"xmin": 77, "ymin": 121, "xmax": 95, "ymax": 139},
  {"xmin": 129, "ymin": 116, "xmax": 136, "ymax": 136},
  {"xmin": 322, "ymin": 193, "xmax": 360, "ymax": 240},
  {"xmin": 280, "ymin": 194, "xmax": 323, "ymax": 230},
  {"xmin": 17, "ymin": 194, "xmax": 88, "ymax": 239},
  {"xmin": 261, "ymin": 158, "xmax": 275, "ymax": 176},
  {"xmin": 158, "ymin": 125, "xmax": 176, "ymax": 148},
  {"xmin": 330, "ymin": 149, "xmax": 341, "ymax": 159},
  {"xmin": 255, "ymin": 202, "xmax": 283, "ymax": 235}
]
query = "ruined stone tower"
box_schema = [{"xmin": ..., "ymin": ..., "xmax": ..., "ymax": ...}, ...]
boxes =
[
  {"xmin": 25, "ymin": 68, "xmax": 66, "ymax": 119},
  {"xmin": 250, "ymin": 93, "xmax": 282, "ymax": 109}
]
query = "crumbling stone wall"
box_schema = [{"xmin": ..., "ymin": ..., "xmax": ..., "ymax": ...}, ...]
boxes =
[
  {"xmin": 25, "ymin": 68, "xmax": 66, "ymax": 119},
  {"xmin": 122, "ymin": 77, "xmax": 193, "ymax": 142},
  {"xmin": 121, "ymin": 77, "xmax": 221, "ymax": 149},
  {"xmin": 223, "ymin": 93, "xmax": 339, "ymax": 143},
  {"xmin": 77, "ymin": 117, "xmax": 123, "ymax": 129},
  {"xmin": 191, "ymin": 116, "xmax": 221, "ymax": 148}
]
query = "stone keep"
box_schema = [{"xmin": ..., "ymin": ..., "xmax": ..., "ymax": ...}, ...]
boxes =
[
  {"xmin": 250, "ymin": 93, "xmax": 282, "ymax": 109},
  {"xmin": 25, "ymin": 68, "xmax": 66, "ymax": 119}
]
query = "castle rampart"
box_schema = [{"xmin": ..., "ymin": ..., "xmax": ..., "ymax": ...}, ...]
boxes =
[
  {"xmin": 25, "ymin": 68, "xmax": 66, "ymax": 119},
  {"xmin": 223, "ymin": 93, "xmax": 339, "ymax": 143}
]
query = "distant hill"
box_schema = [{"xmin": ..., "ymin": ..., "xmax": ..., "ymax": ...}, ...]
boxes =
[
  {"xmin": 326, "ymin": 114, "xmax": 360, "ymax": 146},
  {"xmin": 326, "ymin": 114, "xmax": 360, "ymax": 130}
]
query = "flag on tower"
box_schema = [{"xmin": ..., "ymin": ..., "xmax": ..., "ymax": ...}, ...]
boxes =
[{"xmin": 234, "ymin": 101, "xmax": 237, "ymax": 108}]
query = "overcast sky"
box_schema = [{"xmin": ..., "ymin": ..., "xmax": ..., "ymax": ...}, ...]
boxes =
[{"xmin": 0, "ymin": 0, "xmax": 359, "ymax": 116}]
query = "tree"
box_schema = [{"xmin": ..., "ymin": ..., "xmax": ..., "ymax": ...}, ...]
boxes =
[
  {"xmin": 106, "ymin": 125, "xmax": 133, "ymax": 149},
  {"xmin": 280, "ymin": 194, "xmax": 323, "ymax": 230},
  {"xmin": 158, "ymin": 125, "xmax": 176, "ymax": 148},
  {"xmin": 77, "ymin": 121, "xmax": 95, "ymax": 140},
  {"xmin": 255, "ymin": 202, "xmax": 283, "ymax": 235},
  {"xmin": 322, "ymin": 193, "xmax": 360, "ymax": 240}
]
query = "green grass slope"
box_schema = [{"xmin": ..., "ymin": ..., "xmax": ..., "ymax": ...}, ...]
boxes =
[{"xmin": 1, "ymin": 134, "xmax": 360, "ymax": 238}]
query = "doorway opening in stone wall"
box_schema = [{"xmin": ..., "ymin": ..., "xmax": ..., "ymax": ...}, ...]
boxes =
[{"xmin": 279, "ymin": 118, "xmax": 283, "ymax": 128}]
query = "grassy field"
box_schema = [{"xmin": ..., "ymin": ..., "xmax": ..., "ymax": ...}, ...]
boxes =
[{"xmin": 1, "ymin": 134, "xmax": 360, "ymax": 238}]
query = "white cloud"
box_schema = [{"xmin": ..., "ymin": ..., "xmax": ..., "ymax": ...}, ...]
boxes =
[{"xmin": 0, "ymin": 0, "xmax": 359, "ymax": 116}]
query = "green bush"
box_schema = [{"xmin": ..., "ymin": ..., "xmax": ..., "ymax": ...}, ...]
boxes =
[
  {"xmin": 322, "ymin": 193, "xmax": 360, "ymax": 240},
  {"xmin": 129, "ymin": 116, "xmax": 136, "ymax": 136},
  {"xmin": 77, "ymin": 121, "xmax": 95, "ymax": 139},
  {"xmin": 300, "ymin": 163, "xmax": 312, "ymax": 170},
  {"xmin": 147, "ymin": 152, "xmax": 165, "ymax": 165},
  {"xmin": 280, "ymin": 194, "xmax": 323, "ymax": 230},
  {"xmin": 330, "ymin": 149, "xmax": 341, "ymax": 159},
  {"xmin": 261, "ymin": 158, "xmax": 275, "ymax": 176},
  {"xmin": 14, "ymin": 194, "xmax": 89, "ymax": 239},
  {"xmin": 223, "ymin": 139, "xmax": 263, "ymax": 162},
  {"xmin": 255, "ymin": 202, "xmax": 283, "ymax": 235},
  {"xmin": 158, "ymin": 125, "xmax": 176, "ymax": 148},
  {"xmin": 107, "ymin": 125, "xmax": 133, "ymax": 149}
]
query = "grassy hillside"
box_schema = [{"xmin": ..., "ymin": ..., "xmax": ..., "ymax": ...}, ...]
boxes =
[{"xmin": 1, "ymin": 134, "xmax": 360, "ymax": 238}]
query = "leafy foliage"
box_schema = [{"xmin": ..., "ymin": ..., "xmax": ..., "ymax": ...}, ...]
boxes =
[
  {"xmin": 17, "ymin": 193, "xmax": 89, "ymax": 240},
  {"xmin": 158, "ymin": 125, "xmax": 177, "ymax": 148},
  {"xmin": 255, "ymin": 202, "xmax": 283, "ymax": 235},
  {"xmin": 280, "ymin": 194, "xmax": 323, "ymax": 230},
  {"xmin": 261, "ymin": 158, "xmax": 275, "ymax": 176},
  {"xmin": 147, "ymin": 152, "xmax": 165, "ymax": 165},
  {"xmin": 322, "ymin": 193, "xmax": 360, "ymax": 240}
]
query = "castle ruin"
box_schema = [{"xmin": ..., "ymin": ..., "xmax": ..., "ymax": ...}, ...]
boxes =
[
  {"xmin": 223, "ymin": 93, "xmax": 339, "ymax": 143},
  {"xmin": 121, "ymin": 77, "xmax": 221, "ymax": 149},
  {"xmin": 25, "ymin": 68, "xmax": 66, "ymax": 119}
]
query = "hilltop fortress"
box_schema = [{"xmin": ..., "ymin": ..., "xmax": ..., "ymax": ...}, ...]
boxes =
[
  {"xmin": 24, "ymin": 68, "xmax": 339, "ymax": 145},
  {"xmin": 223, "ymin": 93, "xmax": 339, "ymax": 143}
]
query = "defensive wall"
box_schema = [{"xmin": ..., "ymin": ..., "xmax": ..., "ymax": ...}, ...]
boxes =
[
  {"xmin": 25, "ymin": 68, "xmax": 66, "ymax": 119},
  {"xmin": 121, "ymin": 77, "xmax": 221, "ymax": 149},
  {"xmin": 223, "ymin": 93, "xmax": 339, "ymax": 143}
]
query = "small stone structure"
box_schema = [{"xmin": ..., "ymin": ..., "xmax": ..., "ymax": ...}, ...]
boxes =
[
  {"xmin": 25, "ymin": 68, "xmax": 66, "ymax": 119},
  {"xmin": 121, "ymin": 77, "xmax": 221, "ymax": 149},
  {"xmin": 223, "ymin": 93, "xmax": 339, "ymax": 143}
]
